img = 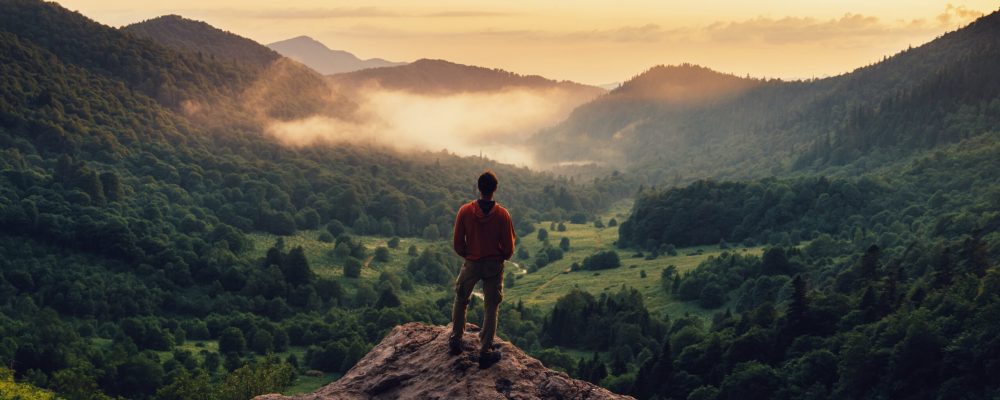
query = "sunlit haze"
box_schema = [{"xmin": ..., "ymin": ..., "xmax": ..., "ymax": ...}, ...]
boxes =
[{"xmin": 55, "ymin": 0, "xmax": 994, "ymax": 84}]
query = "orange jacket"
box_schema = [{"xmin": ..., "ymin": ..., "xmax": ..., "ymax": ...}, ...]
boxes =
[{"xmin": 453, "ymin": 200, "xmax": 515, "ymax": 261}]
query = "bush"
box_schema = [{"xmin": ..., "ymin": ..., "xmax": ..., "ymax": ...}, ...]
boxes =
[
  {"xmin": 387, "ymin": 237, "xmax": 401, "ymax": 249},
  {"xmin": 317, "ymin": 232, "xmax": 334, "ymax": 243},
  {"xmin": 326, "ymin": 220, "xmax": 346, "ymax": 237},
  {"xmin": 582, "ymin": 251, "xmax": 621, "ymax": 270},
  {"xmin": 374, "ymin": 246, "xmax": 390, "ymax": 263}
]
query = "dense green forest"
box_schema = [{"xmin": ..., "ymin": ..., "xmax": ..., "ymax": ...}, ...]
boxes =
[
  {"xmin": 0, "ymin": 1, "xmax": 631, "ymax": 398},
  {"xmin": 1, "ymin": 0, "xmax": 999, "ymax": 399}
]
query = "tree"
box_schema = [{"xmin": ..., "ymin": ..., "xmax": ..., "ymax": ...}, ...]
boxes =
[
  {"xmin": 326, "ymin": 220, "xmax": 346, "ymax": 237},
  {"xmin": 559, "ymin": 237, "xmax": 571, "ymax": 252},
  {"xmin": 537, "ymin": 228, "xmax": 549, "ymax": 241},
  {"xmin": 787, "ymin": 275, "xmax": 810, "ymax": 335},
  {"xmin": 156, "ymin": 369, "xmax": 213, "ymax": 400},
  {"xmin": 219, "ymin": 327, "xmax": 247, "ymax": 355},
  {"xmin": 343, "ymin": 257, "xmax": 363, "ymax": 278},
  {"xmin": 375, "ymin": 287, "xmax": 401, "ymax": 308},
  {"xmin": 252, "ymin": 330, "xmax": 274, "ymax": 355},
  {"xmin": 582, "ymin": 250, "xmax": 621, "ymax": 270},
  {"xmin": 422, "ymin": 224, "xmax": 440, "ymax": 240},
  {"xmin": 719, "ymin": 361, "xmax": 781, "ymax": 400},
  {"xmin": 387, "ymin": 237, "xmax": 401, "ymax": 249},
  {"xmin": 374, "ymin": 246, "xmax": 391, "ymax": 263},
  {"xmin": 699, "ymin": 282, "xmax": 726, "ymax": 309},
  {"xmin": 282, "ymin": 246, "xmax": 313, "ymax": 286}
]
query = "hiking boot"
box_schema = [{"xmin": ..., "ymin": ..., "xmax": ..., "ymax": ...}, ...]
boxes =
[
  {"xmin": 448, "ymin": 335, "xmax": 463, "ymax": 355},
  {"xmin": 479, "ymin": 350, "xmax": 501, "ymax": 369}
]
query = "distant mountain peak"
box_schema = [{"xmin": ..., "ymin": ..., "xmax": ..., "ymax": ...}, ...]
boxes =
[
  {"xmin": 611, "ymin": 63, "xmax": 762, "ymax": 102},
  {"xmin": 267, "ymin": 36, "xmax": 405, "ymax": 75}
]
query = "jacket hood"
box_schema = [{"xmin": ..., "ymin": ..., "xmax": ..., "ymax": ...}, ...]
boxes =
[{"xmin": 470, "ymin": 200, "xmax": 500, "ymax": 223}]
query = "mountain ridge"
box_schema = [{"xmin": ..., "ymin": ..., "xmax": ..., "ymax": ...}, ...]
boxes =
[
  {"xmin": 329, "ymin": 58, "xmax": 606, "ymax": 96},
  {"xmin": 267, "ymin": 35, "xmax": 405, "ymax": 75}
]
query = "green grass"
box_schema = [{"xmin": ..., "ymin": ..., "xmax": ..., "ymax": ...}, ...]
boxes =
[
  {"xmin": 247, "ymin": 231, "xmax": 449, "ymax": 305},
  {"xmin": 247, "ymin": 199, "xmax": 763, "ymax": 319},
  {"xmin": 506, "ymin": 200, "xmax": 764, "ymax": 318},
  {"xmin": 283, "ymin": 372, "xmax": 341, "ymax": 395}
]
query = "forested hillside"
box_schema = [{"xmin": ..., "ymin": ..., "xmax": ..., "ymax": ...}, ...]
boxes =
[
  {"xmin": 602, "ymin": 122, "xmax": 1000, "ymax": 398},
  {"xmin": 531, "ymin": 10, "xmax": 1000, "ymax": 183},
  {"xmin": 2, "ymin": 1, "xmax": 999, "ymax": 399},
  {"xmin": 0, "ymin": 1, "xmax": 632, "ymax": 398}
]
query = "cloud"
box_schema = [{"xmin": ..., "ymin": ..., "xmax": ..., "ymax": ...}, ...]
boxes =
[
  {"xmin": 424, "ymin": 11, "xmax": 518, "ymax": 18},
  {"xmin": 194, "ymin": 7, "xmax": 515, "ymax": 20},
  {"xmin": 265, "ymin": 87, "xmax": 596, "ymax": 167},
  {"xmin": 323, "ymin": 4, "xmax": 985, "ymax": 46}
]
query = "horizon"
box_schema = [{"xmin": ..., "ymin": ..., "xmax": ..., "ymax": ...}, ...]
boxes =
[{"xmin": 55, "ymin": 0, "xmax": 996, "ymax": 85}]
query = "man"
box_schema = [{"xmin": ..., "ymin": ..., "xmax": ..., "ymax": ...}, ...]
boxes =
[{"xmin": 450, "ymin": 170, "xmax": 515, "ymax": 368}]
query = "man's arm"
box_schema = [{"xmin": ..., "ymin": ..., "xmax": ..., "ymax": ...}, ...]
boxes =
[
  {"xmin": 452, "ymin": 206, "xmax": 467, "ymax": 258},
  {"xmin": 499, "ymin": 209, "xmax": 515, "ymax": 260}
]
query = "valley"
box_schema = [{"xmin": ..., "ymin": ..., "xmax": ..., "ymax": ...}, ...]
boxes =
[{"xmin": 0, "ymin": 1, "xmax": 998, "ymax": 399}]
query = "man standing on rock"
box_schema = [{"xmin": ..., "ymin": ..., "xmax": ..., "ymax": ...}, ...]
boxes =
[{"xmin": 450, "ymin": 170, "xmax": 515, "ymax": 368}]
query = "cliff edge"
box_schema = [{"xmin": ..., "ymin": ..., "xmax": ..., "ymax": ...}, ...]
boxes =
[{"xmin": 254, "ymin": 322, "xmax": 634, "ymax": 400}]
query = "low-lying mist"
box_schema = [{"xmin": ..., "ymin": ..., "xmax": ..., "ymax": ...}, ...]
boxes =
[{"xmin": 266, "ymin": 86, "xmax": 594, "ymax": 167}]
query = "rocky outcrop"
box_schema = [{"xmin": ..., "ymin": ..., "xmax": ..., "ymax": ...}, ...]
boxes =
[{"xmin": 255, "ymin": 322, "xmax": 633, "ymax": 400}]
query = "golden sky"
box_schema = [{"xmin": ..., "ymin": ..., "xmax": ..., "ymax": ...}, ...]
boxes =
[{"xmin": 56, "ymin": 0, "xmax": 996, "ymax": 84}]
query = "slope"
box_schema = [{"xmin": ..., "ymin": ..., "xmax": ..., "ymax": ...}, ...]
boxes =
[
  {"xmin": 123, "ymin": 14, "xmax": 351, "ymax": 121},
  {"xmin": 532, "ymin": 10, "xmax": 1000, "ymax": 182},
  {"xmin": 124, "ymin": 15, "xmax": 280, "ymax": 68},
  {"xmin": 268, "ymin": 35, "xmax": 405, "ymax": 75}
]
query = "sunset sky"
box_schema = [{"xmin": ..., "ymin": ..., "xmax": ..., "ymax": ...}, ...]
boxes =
[{"xmin": 56, "ymin": 0, "xmax": 996, "ymax": 85}]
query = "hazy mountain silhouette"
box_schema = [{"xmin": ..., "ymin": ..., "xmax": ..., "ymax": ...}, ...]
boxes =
[
  {"xmin": 268, "ymin": 35, "xmax": 405, "ymax": 75},
  {"xmin": 329, "ymin": 58, "xmax": 606, "ymax": 97}
]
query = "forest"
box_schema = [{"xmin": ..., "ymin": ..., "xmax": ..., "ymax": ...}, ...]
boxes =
[{"xmin": 1, "ymin": 0, "xmax": 999, "ymax": 399}]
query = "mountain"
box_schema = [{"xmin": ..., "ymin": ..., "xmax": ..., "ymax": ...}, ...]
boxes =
[
  {"xmin": 532, "ymin": 10, "xmax": 1000, "ymax": 182},
  {"xmin": 267, "ymin": 35, "xmax": 405, "ymax": 75},
  {"xmin": 122, "ymin": 14, "xmax": 352, "ymax": 121},
  {"xmin": 329, "ymin": 58, "xmax": 606, "ymax": 97},
  {"xmin": 254, "ymin": 323, "xmax": 633, "ymax": 400},
  {"xmin": 124, "ymin": 15, "xmax": 280, "ymax": 68}
]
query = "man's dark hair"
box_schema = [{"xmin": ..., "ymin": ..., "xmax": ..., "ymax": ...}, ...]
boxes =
[{"xmin": 478, "ymin": 170, "xmax": 498, "ymax": 196}]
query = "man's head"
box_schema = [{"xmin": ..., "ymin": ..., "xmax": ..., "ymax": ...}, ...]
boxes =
[{"xmin": 478, "ymin": 170, "xmax": 498, "ymax": 198}]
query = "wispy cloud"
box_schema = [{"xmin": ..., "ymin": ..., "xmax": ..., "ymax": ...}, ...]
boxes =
[
  {"xmin": 195, "ymin": 7, "xmax": 515, "ymax": 19},
  {"xmin": 322, "ymin": 5, "xmax": 985, "ymax": 47}
]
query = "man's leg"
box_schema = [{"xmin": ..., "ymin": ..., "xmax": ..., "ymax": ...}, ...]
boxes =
[
  {"xmin": 479, "ymin": 260, "xmax": 505, "ymax": 354},
  {"xmin": 451, "ymin": 261, "xmax": 479, "ymax": 341}
]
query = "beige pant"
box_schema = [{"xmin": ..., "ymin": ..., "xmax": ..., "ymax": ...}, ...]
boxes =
[{"xmin": 451, "ymin": 258, "xmax": 505, "ymax": 353}]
